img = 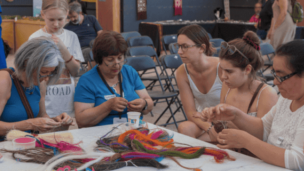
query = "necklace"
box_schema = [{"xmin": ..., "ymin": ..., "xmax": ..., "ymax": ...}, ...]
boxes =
[{"xmin": 111, "ymin": 82, "xmax": 119, "ymax": 88}]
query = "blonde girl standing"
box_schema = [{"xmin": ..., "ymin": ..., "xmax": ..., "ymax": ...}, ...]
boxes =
[{"xmin": 29, "ymin": 0, "xmax": 85, "ymax": 118}]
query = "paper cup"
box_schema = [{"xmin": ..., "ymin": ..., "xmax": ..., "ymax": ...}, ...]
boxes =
[
  {"xmin": 12, "ymin": 137, "xmax": 36, "ymax": 150},
  {"xmin": 127, "ymin": 112, "xmax": 141, "ymax": 128}
]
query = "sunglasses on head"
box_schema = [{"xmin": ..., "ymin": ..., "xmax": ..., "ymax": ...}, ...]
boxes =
[{"xmin": 220, "ymin": 42, "xmax": 249, "ymax": 63}]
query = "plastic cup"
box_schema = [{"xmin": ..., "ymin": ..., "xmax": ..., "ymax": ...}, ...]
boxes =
[
  {"xmin": 127, "ymin": 112, "xmax": 141, "ymax": 128},
  {"xmin": 12, "ymin": 137, "xmax": 36, "ymax": 150}
]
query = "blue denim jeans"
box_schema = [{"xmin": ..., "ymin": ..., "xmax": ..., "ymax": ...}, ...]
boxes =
[{"xmin": 256, "ymin": 29, "xmax": 268, "ymax": 40}]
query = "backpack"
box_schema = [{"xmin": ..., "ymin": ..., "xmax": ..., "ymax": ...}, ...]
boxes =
[{"xmin": 290, "ymin": 2, "xmax": 304, "ymax": 23}]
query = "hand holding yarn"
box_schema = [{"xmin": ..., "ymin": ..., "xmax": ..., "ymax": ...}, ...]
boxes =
[
  {"xmin": 53, "ymin": 112, "xmax": 74, "ymax": 126},
  {"xmin": 193, "ymin": 110, "xmax": 208, "ymax": 121},
  {"xmin": 201, "ymin": 104, "xmax": 237, "ymax": 122},
  {"xmin": 29, "ymin": 117, "xmax": 61, "ymax": 132},
  {"xmin": 217, "ymin": 129, "xmax": 249, "ymax": 149},
  {"xmin": 109, "ymin": 97, "xmax": 128, "ymax": 112},
  {"xmin": 128, "ymin": 99, "xmax": 145, "ymax": 112}
]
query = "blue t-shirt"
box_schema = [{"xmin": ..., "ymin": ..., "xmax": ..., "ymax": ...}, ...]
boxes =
[
  {"xmin": 74, "ymin": 65, "xmax": 146, "ymax": 126},
  {"xmin": 64, "ymin": 15, "xmax": 102, "ymax": 48},
  {"xmin": 0, "ymin": 5, "xmax": 7, "ymax": 69},
  {"xmin": 0, "ymin": 75, "xmax": 40, "ymax": 141}
]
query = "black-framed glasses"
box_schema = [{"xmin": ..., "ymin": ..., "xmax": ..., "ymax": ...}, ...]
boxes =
[
  {"xmin": 173, "ymin": 43, "xmax": 201, "ymax": 52},
  {"xmin": 271, "ymin": 69, "xmax": 297, "ymax": 83},
  {"xmin": 220, "ymin": 42, "xmax": 249, "ymax": 63},
  {"xmin": 39, "ymin": 69, "xmax": 57, "ymax": 79}
]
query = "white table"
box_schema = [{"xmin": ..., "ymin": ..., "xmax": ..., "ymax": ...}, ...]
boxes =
[{"xmin": 0, "ymin": 123, "xmax": 290, "ymax": 171}]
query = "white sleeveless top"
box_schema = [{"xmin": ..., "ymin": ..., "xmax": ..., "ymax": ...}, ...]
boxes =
[{"xmin": 184, "ymin": 63, "xmax": 222, "ymax": 112}]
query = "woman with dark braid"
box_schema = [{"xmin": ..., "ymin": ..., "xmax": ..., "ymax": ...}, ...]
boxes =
[{"xmin": 195, "ymin": 31, "xmax": 278, "ymax": 141}]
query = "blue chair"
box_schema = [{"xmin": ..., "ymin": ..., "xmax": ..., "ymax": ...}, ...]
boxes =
[
  {"xmin": 169, "ymin": 43, "xmax": 179, "ymax": 54},
  {"xmin": 162, "ymin": 34, "xmax": 177, "ymax": 54},
  {"xmin": 121, "ymin": 31, "xmax": 141, "ymax": 42},
  {"xmin": 213, "ymin": 47, "xmax": 221, "ymax": 57},
  {"xmin": 127, "ymin": 46, "xmax": 172, "ymax": 90},
  {"xmin": 125, "ymin": 56, "xmax": 185, "ymax": 129},
  {"xmin": 260, "ymin": 43, "xmax": 275, "ymax": 81},
  {"xmin": 128, "ymin": 36, "xmax": 154, "ymax": 47},
  {"xmin": 207, "ymin": 33, "xmax": 212, "ymax": 39},
  {"xmin": 210, "ymin": 38, "xmax": 225, "ymax": 48}
]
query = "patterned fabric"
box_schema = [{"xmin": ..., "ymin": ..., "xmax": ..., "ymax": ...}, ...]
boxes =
[
  {"xmin": 262, "ymin": 96, "xmax": 304, "ymax": 170},
  {"xmin": 174, "ymin": 0, "xmax": 182, "ymax": 16},
  {"xmin": 137, "ymin": 0, "xmax": 147, "ymax": 20}
]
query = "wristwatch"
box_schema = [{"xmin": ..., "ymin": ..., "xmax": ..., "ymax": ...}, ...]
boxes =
[{"xmin": 142, "ymin": 99, "xmax": 148, "ymax": 111}]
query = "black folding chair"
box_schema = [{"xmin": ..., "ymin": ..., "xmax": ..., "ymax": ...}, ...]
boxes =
[
  {"xmin": 121, "ymin": 31, "xmax": 141, "ymax": 43},
  {"xmin": 260, "ymin": 43, "xmax": 275, "ymax": 81},
  {"xmin": 125, "ymin": 56, "xmax": 186, "ymax": 129},
  {"xmin": 127, "ymin": 46, "xmax": 171, "ymax": 90},
  {"xmin": 162, "ymin": 34, "xmax": 178, "ymax": 54},
  {"xmin": 160, "ymin": 54, "xmax": 187, "ymax": 125}
]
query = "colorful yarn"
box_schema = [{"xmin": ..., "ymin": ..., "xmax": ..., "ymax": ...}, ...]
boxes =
[
  {"xmin": 36, "ymin": 138, "xmax": 83, "ymax": 153},
  {"xmin": 118, "ymin": 130, "xmax": 174, "ymax": 148}
]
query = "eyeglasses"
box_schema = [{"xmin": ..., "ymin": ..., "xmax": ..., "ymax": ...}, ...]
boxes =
[
  {"xmin": 220, "ymin": 42, "xmax": 249, "ymax": 63},
  {"xmin": 173, "ymin": 43, "xmax": 201, "ymax": 52},
  {"xmin": 104, "ymin": 57, "xmax": 126, "ymax": 67},
  {"xmin": 271, "ymin": 69, "xmax": 297, "ymax": 83},
  {"xmin": 39, "ymin": 69, "xmax": 57, "ymax": 79}
]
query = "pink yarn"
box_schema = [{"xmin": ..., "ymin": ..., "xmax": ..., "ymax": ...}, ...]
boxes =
[
  {"xmin": 150, "ymin": 130, "xmax": 163, "ymax": 140},
  {"xmin": 36, "ymin": 138, "xmax": 83, "ymax": 153}
]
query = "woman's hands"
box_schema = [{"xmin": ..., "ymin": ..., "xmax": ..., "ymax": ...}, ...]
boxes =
[
  {"xmin": 51, "ymin": 34, "xmax": 66, "ymax": 51},
  {"xmin": 109, "ymin": 97, "xmax": 128, "ymax": 112},
  {"xmin": 128, "ymin": 99, "xmax": 146, "ymax": 112},
  {"xmin": 53, "ymin": 112, "xmax": 74, "ymax": 126},
  {"xmin": 28, "ymin": 117, "xmax": 61, "ymax": 132},
  {"xmin": 267, "ymin": 29, "xmax": 274, "ymax": 40},
  {"xmin": 194, "ymin": 104, "xmax": 238, "ymax": 122},
  {"xmin": 216, "ymin": 129, "xmax": 249, "ymax": 149}
]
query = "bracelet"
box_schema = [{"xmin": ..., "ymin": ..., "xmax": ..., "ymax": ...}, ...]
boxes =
[
  {"xmin": 142, "ymin": 99, "xmax": 148, "ymax": 111},
  {"xmin": 65, "ymin": 55, "xmax": 73, "ymax": 64},
  {"xmin": 206, "ymin": 122, "xmax": 214, "ymax": 134}
]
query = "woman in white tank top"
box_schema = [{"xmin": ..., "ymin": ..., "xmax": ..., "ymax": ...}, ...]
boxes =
[
  {"xmin": 196, "ymin": 31, "xmax": 278, "ymax": 142},
  {"xmin": 175, "ymin": 25, "xmax": 223, "ymax": 142}
]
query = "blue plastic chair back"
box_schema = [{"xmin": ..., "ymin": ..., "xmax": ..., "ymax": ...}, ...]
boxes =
[
  {"xmin": 169, "ymin": 43, "xmax": 178, "ymax": 54},
  {"xmin": 162, "ymin": 34, "xmax": 178, "ymax": 46},
  {"xmin": 128, "ymin": 36, "xmax": 154, "ymax": 47},
  {"xmin": 125, "ymin": 55, "xmax": 155, "ymax": 71},
  {"xmin": 260, "ymin": 43, "xmax": 275, "ymax": 56},
  {"xmin": 213, "ymin": 47, "xmax": 221, "ymax": 57},
  {"xmin": 210, "ymin": 38, "xmax": 225, "ymax": 48},
  {"xmin": 127, "ymin": 46, "xmax": 158, "ymax": 58},
  {"xmin": 121, "ymin": 31, "xmax": 141, "ymax": 41},
  {"xmin": 162, "ymin": 54, "xmax": 183, "ymax": 69},
  {"xmin": 207, "ymin": 33, "xmax": 212, "ymax": 39}
]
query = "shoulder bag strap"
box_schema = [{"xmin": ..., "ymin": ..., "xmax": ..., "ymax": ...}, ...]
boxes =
[
  {"xmin": 247, "ymin": 83, "xmax": 264, "ymax": 114},
  {"xmin": 1, "ymin": 68, "xmax": 34, "ymax": 119}
]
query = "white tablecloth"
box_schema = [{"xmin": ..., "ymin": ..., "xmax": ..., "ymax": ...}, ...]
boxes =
[{"xmin": 0, "ymin": 123, "xmax": 290, "ymax": 171}]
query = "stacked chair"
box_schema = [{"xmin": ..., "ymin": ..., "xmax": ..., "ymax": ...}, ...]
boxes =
[
  {"xmin": 162, "ymin": 34, "xmax": 178, "ymax": 55},
  {"xmin": 125, "ymin": 35, "xmax": 187, "ymax": 128},
  {"xmin": 259, "ymin": 42, "xmax": 275, "ymax": 82}
]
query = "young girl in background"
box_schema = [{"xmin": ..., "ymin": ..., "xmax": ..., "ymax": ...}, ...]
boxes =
[{"xmin": 29, "ymin": 0, "xmax": 84, "ymax": 119}]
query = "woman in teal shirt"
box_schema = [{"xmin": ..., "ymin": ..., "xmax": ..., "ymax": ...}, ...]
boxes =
[{"xmin": 74, "ymin": 31, "xmax": 153, "ymax": 127}]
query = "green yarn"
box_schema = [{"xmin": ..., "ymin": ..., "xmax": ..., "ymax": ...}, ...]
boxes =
[{"xmin": 132, "ymin": 140, "xmax": 205, "ymax": 159}]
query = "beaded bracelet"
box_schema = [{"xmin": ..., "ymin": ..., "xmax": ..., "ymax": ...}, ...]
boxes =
[
  {"xmin": 206, "ymin": 122, "xmax": 214, "ymax": 134},
  {"xmin": 65, "ymin": 55, "xmax": 73, "ymax": 64}
]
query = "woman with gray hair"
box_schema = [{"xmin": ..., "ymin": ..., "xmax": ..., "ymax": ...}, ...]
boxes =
[{"xmin": 0, "ymin": 37, "xmax": 73, "ymax": 141}]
